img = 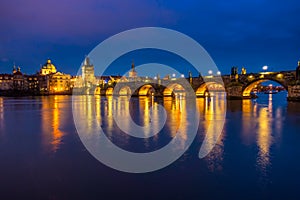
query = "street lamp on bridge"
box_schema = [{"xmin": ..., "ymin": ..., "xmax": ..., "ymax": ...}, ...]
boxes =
[{"xmin": 262, "ymin": 65, "xmax": 268, "ymax": 71}]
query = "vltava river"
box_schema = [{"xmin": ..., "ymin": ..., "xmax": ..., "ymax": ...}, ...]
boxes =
[{"xmin": 0, "ymin": 92, "xmax": 300, "ymax": 199}]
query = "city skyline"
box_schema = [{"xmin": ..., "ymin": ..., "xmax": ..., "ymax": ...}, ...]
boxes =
[
  {"xmin": 0, "ymin": 57, "xmax": 298, "ymax": 78},
  {"xmin": 1, "ymin": 0, "xmax": 300, "ymax": 75}
]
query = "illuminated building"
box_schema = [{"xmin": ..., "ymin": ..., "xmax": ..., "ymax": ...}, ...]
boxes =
[
  {"xmin": 38, "ymin": 59, "xmax": 72, "ymax": 94},
  {"xmin": 27, "ymin": 75, "xmax": 39, "ymax": 93},
  {"xmin": 0, "ymin": 65, "xmax": 39, "ymax": 94},
  {"xmin": 48, "ymin": 72, "xmax": 71, "ymax": 94},
  {"xmin": 0, "ymin": 74, "xmax": 13, "ymax": 90},
  {"xmin": 70, "ymin": 76, "xmax": 83, "ymax": 88},
  {"xmin": 40, "ymin": 59, "xmax": 57, "ymax": 75},
  {"xmin": 0, "ymin": 66, "xmax": 25, "ymax": 91},
  {"xmin": 12, "ymin": 66, "xmax": 25, "ymax": 90}
]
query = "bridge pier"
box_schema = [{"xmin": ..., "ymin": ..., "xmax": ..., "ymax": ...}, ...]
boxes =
[
  {"xmin": 287, "ymin": 85, "xmax": 300, "ymax": 101},
  {"xmin": 226, "ymin": 85, "xmax": 244, "ymax": 100}
]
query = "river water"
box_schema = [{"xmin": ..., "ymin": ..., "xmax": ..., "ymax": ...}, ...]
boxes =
[{"xmin": 0, "ymin": 92, "xmax": 300, "ymax": 199}]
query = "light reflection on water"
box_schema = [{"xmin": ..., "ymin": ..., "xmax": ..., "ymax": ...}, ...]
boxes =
[
  {"xmin": 41, "ymin": 96, "xmax": 66, "ymax": 153},
  {"xmin": 240, "ymin": 93, "xmax": 286, "ymax": 187},
  {"xmin": 72, "ymin": 92, "xmax": 285, "ymax": 178},
  {"xmin": 197, "ymin": 94, "xmax": 226, "ymax": 172},
  {"xmin": 0, "ymin": 92, "xmax": 300, "ymax": 198},
  {"xmin": 73, "ymin": 95, "xmax": 192, "ymax": 153},
  {"xmin": 0, "ymin": 94, "xmax": 285, "ymax": 166}
]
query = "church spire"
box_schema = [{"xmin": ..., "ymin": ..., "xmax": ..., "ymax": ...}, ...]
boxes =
[
  {"xmin": 131, "ymin": 60, "xmax": 135, "ymax": 72},
  {"xmin": 129, "ymin": 60, "xmax": 137, "ymax": 78}
]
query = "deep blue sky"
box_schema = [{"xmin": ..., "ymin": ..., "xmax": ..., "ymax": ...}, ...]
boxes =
[{"xmin": 0, "ymin": 0, "xmax": 300, "ymax": 76}]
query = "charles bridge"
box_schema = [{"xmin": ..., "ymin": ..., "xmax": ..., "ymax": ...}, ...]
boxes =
[{"xmin": 80, "ymin": 66, "xmax": 300, "ymax": 101}]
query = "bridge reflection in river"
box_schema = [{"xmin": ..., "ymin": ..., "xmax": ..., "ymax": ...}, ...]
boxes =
[{"xmin": 0, "ymin": 91, "xmax": 296, "ymax": 198}]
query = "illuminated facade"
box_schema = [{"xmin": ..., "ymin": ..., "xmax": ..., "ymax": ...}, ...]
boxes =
[
  {"xmin": 27, "ymin": 75, "xmax": 39, "ymax": 92},
  {"xmin": 70, "ymin": 76, "xmax": 83, "ymax": 88},
  {"xmin": 0, "ymin": 74, "xmax": 13, "ymax": 90},
  {"xmin": 0, "ymin": 66, "xmax": 26, "ymax": 91},
  {"xmin": 12, "ymin": 67, "xmax": 25, "ymax": 90},
  {"xmin": 39, "ymin": 59, "xmax": 72, "ymax": 94},
  {"xmin": 40, "ymin": 59, "xmax": 57, "ymax": 75},
  {"xmin": 48, "ymin": 72, "xmax": 71, "ymax": 94},
  {"xmin": 0, "ymin": 66, "xmax": 39, "ymax": 94}
]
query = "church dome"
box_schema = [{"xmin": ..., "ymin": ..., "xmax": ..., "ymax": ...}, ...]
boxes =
[
  {"xmin": 43, "ymin": 59, "xmax": 56, "ymax": 69},
  {"xmin": 41, "ymin": 59, "xmax": 57, "ymax": 75}
]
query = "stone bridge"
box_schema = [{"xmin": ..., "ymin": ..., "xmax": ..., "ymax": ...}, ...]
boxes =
[{"xmin": 83, "ymin": 70, "xmax": 300, "ymax": 101}]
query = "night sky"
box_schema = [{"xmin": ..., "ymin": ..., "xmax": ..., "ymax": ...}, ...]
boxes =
[{"xmin": 0, "ymin": 0, "xmax": 300, "ymax": 76}]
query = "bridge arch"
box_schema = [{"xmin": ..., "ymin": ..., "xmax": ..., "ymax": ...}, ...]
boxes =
[
  {"xmin": 196, "ymin": 82, "xmax": 225, "ymax": 97},
  {"xmin": 138, "ymin": 84, "xmax": 155, "ymax": 96},
  {"xmin": 163, "ymin": 83, "xmax": 185, "ymax": 97},
  {"xmin": 242, "ymin": 78, "xmax": 287, "ymax": 98},
  {"xmin": 119, "ymin": 86, "xmax": 132, "ymax": 96}
]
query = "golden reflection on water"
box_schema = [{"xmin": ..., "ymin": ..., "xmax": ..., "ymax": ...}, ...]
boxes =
[
  {"xmin": 164, "ymin": 96, "xmax": 188, "ymax": 150},
  {"xmin": 115, "ymin": 96, "xmax": 130, "ymax": 132},
  {"xmin": 95, "ymin": 95, "xmax": 101, "ymax": 125},
  {"xmin": 163, "ymin": 97, "xmax": 181, "ymax": 138},
  {"xmin": 106, "ymin": 96, "xmax": 114, "ymax": 136},
  {"xmin": 137, "ymin": 96, "xmax": 167, "ymax": 146},
  {"xmin": 72, "ymin": 93, "xmax": 282, "ymax": 175},
  {"xmin": 76, "ymin": 96, "xmax": 94, "ymax": 135},
  {"xmin": 91, "ymin": 95, "xmax": 190, "ymax": 150},
  {"xmin": 41, "ymin": 96, "xmax": 65, "ymax": 153},
  {"xmin": 256, "ymin": 94, "xmax": 273, "ymax": 175},
  {"xmin": 242, "ymin": 99, "xmax": 255, "ymax": 145},
  {"xmin": 149, "ymin": 97, "xmax": 160, "ymax": 142},
  {"xmin": 197, "ymin": 92, "xmax": 226, "ymax": 172},
  {"xmin": 139, "ymin": 97, "xmax": 150, "ymax": 146},
  {"xmin": 241, "ymin": 93, "xmax": 284, "ymax": 180},
  {"xmin": 72, "ymin": 95, "xmax": 190, "ymax": 151},
  {"xmin": 139, "ymin": 97, "xmax": 153, "ymax": 139}
]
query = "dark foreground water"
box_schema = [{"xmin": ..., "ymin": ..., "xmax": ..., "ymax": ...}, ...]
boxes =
[{"xmin": 0, "ymin": 92, "xmax": 300, "ymax": 199}]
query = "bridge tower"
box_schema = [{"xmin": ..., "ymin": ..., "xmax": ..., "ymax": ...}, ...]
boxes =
[
  {"xmin": 230, "ymin": 66, "xmax": 238, "ymax": 81},
  {"xmin": 82, "ymin": 56, "xmax": 95, "ymax": 88}
]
